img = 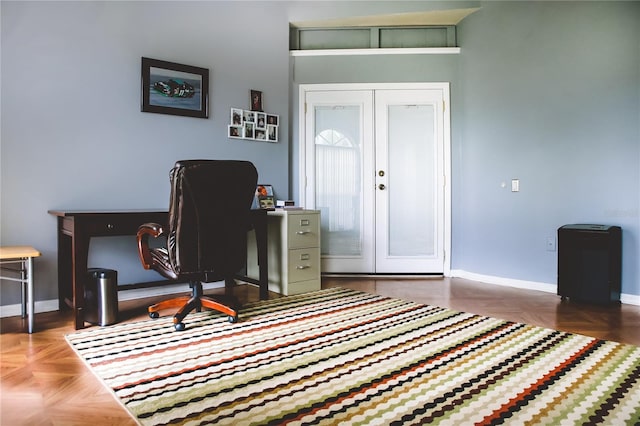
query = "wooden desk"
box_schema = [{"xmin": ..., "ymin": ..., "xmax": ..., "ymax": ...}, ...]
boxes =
[{"xmin": 48, "ymin": 209, "xmax": 269, "ymax": 330}]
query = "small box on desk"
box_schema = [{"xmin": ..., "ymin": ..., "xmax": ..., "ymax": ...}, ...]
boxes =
[{"xmin": 276, "ymin": 200, "xmax": 302, "ymax": 210}]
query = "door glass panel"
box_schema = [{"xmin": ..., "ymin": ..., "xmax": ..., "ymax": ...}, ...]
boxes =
[
  {"xmin": 387, "ymin": 104, "xmax": 435, "ymax": 256},
  {"xmin": 314, "ymin": 106, "xmax": 362, "ymax": 256}
]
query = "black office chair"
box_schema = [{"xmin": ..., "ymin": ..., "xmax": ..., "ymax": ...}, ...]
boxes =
[{"xmin": 137, "ymin": 159, "xmax": 258, "ymax": 331}]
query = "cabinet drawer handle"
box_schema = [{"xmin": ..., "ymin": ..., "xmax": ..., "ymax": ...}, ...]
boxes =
[
  {"xmin": 107, "ymin": 224, "xmax": 115, "ymax": 230},
  {"xmin": 296, "ymin": 265, "xmax": 311, "ymax": 270},
  {"xmin": 296, "ymin": 230, "xmax": 310, "ymax": 235}
]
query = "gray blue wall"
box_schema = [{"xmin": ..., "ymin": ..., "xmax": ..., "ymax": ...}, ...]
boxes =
[
  {"xmin": 456, "ymin": 2, "xmax": 639, "ymax": 294},
  {"xmin": 1, "ymin": 1, "xmax": 639, "ymax": 311},
  {"xmin": 1, "ymin": 1, "xmax": 292, "ymax": 305}
]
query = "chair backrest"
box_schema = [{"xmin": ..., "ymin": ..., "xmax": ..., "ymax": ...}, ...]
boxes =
[{"xmin": 166, "ymin": 159, "xmax": 258, "ymax": 280}]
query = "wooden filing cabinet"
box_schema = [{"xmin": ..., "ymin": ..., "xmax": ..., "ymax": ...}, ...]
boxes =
[{"xmin": 248, "ymin": 209, "xmax": 320, "ymax": 295}]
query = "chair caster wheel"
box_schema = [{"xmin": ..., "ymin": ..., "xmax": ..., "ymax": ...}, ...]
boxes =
[
  {"xmin": 149, "ymin": 311, "xmax": 159, "ymax": 319},
  {"xmin": 174, "ymin": 322, "xmax": 186, "ymax": 331},
  {"xmin": 228, "ymin": 315, "xmax": 238, "ymax": 323}
]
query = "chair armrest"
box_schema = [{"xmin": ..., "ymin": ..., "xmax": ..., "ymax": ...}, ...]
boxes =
[{"xmin": 137, "ymin": 223, "xmax": 164, "ymax": 270}]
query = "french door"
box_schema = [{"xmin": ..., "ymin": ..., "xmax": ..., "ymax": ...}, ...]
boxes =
[{"xmin": 300, "ymin": 84, "xmax": 450, "ymax": 274}]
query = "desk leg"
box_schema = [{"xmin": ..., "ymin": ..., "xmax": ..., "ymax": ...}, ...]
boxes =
[
  {"xmin": 255, "ymin": 214, "xmax": 269, "ymax": 300},
  {"xmin": 57, "ymin": 218, "xmax": 72, "ymax": 311},
  {"xmin": 71, "ymin": 224, "xmax": 90, "ymax": 330}
]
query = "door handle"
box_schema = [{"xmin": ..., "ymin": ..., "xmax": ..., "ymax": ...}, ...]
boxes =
[{"xmin": 378, "ymin": 184, "xmax": 386, "ymax": 190}]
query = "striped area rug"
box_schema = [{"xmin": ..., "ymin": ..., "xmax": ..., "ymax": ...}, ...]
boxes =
[{"xmin": 66, "ymin": 287, "xmax": 640, "ymax": 425}]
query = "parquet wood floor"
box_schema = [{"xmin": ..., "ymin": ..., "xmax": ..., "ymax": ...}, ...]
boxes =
[{"xmin": 1, "ymin": 277, "xmax": 638, "ymax": 425}]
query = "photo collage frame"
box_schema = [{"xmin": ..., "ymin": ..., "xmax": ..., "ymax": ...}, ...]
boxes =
[{"xmin": 228, "ymin": 108, "xmax": 279, "ymax": 142}]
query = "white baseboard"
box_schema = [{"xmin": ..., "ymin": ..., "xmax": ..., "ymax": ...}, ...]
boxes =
[
  {"xmin": 621, "ymin": 293, "xmax": 640, "ymax": 306},
  {"xmin": 0, "ymin": 299, "xmax": 60, "ymax": 318},
  {"xmin": 449, "ymin": 269, "xmax": 640, "ymax": 306},
  {"xmin": 449, "ymin": 270, "xmax": 557, "ymax": 293},
  {"xmin": 0, "ymin": 281, "xmax": 226, "ymax": 318}
]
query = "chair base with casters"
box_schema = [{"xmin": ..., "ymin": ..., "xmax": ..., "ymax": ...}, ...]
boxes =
[
  {"xmin": 138, "ymin": 222, "xmax": 243, "ymax": 331},
  {"xmin": 148, "ymin": 279, "xmax": 239, "ymax": 331}
]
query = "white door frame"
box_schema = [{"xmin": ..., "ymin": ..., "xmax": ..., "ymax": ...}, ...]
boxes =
[{"xmin": 298, "ymin": 82, "xmax": 452, "ymax": 276}]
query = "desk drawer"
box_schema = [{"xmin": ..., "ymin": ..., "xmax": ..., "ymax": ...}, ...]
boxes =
[
  {"xmin": 74, "ymin": 214, "xmax": 167, "ymax": 237},
  {"xmin": 288, "ymin": 247, "xmax": 320, "ymax": 283},
  {"xmin": 287, "ymin": 214, "xmax": 320, "ymax": 249}
]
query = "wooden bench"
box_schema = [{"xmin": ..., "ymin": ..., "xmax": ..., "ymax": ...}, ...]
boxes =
[{"xmin": 0, "ymin": 246, "xmax": 41, "ymax": 333}]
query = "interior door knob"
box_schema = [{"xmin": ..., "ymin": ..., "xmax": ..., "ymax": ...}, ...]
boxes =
[{"xmin": 378, "ymin": 184, "xmax": 386, "ymax": 190}]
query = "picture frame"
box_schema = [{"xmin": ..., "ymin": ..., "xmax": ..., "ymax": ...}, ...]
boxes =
[
  {"xmin": 250, "ymin": 89, "xmax": 263, "ymax": 111},
  {"xmin": 267, "ymin": 124, "xmax": 278, "ymax": 142},
  {"xmin": 256, "ymin": 112, "xmax": 266, "ymax": 129},
  {"xmin": 141, "ymin": 57, "xmax": 209, "ymax": 119},
  {"xmin": 243, "ymin": 110, "xmax": 255, "ymax": 123},
  {"xmin": 228, "ymin": 125, "xmax": 242, "ymax": 139},
  {"xmin": 266, "ymin": 114, "xmax": 279, "ymax": 126},
  {"xmin": 231, "ymin": 108, "xmax": 243, "ymax": 125},
  {"xmin": 255, "ymin": 184, "xmax": 275, "ymax": 210},
  {"xmin": 243, "ymin": 121, "xmax": 255, "ymax": 139}
]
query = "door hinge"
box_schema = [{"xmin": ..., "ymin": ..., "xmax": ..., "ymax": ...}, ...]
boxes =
[{"xmin": 304, "ymin": 103, "xmax": 307, "ymax": 114}]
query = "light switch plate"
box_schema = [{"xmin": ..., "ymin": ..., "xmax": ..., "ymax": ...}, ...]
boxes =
[{"xmin": 511, "ymin": 179, "xmax": 520, "ymax": 192}]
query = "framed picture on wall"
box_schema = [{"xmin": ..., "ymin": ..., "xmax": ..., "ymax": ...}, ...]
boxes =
[
  {"xmin": 267, "ymin": 124, "xmax": 278, "ymax": 142},
  {"xmin": 266, "ymin": 114, "xmax": 279, "ymax": 126},
  {"xmin": 250, "ymin": 90, "xmax": 263, "ymax": 111},
  {"xmin": 228, "ymin": 125, "xmax": 242, "ymax": 139},
  {"xmin": 244, "ymin": 121, "xmax": 255, "ymax": 139},
  {"xmin": 256, "ymin": 112, "xmax": 266, "ymax": 129},
  {"xmin": 141, "ymin": 57, "xmax": 209, "ymax": 118},
  {"xmin": 231, "ymin": 108, "xmax": 243, "ymax": 125},
  {"xmin": 243, "ymin": 110, "xmax": 255, "ymax": 123}
]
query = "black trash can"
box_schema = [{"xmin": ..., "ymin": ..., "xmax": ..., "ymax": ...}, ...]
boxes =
[{"xmin": 86, "ymin": 268, "xmax": 119, "ymax": 326}]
